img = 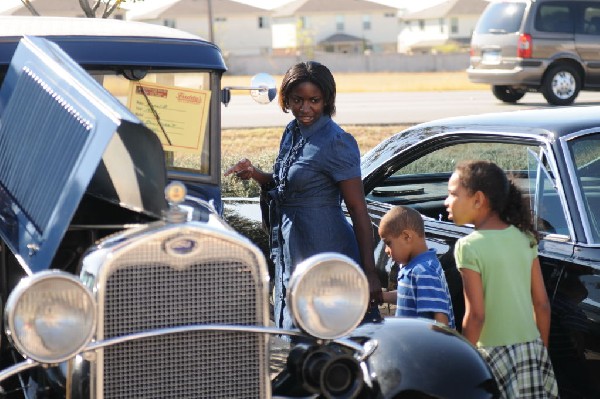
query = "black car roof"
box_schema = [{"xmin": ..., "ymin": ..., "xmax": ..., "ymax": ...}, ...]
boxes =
[
  {"xmin": 414, "ymin": 105, "xmax": 600, "ymax": 139},
  {"xmin": 0, "ymin": 16, "xmax": 227, "ymax": 71}
]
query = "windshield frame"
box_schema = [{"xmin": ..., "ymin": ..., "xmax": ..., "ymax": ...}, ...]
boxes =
[{"xmin": 562, "ymin": 129, "xmax": 600, "ymax": 245}]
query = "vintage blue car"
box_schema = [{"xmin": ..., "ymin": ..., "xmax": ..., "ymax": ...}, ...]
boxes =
[
  {"xmin": 0, "ymin": 16, "xmax": 497, "ymax": 399},
  {"xmin": 226, "ymin": 105, "xmax": 600, "ymax": 398}
]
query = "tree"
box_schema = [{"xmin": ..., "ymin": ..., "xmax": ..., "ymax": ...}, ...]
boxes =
[{"xmin": 20, "ymin": 0, "xmax": 144, "ymax": 18}]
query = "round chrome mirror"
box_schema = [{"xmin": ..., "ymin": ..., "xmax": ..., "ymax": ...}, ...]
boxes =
[{"xmin": 250, "ymin": 73, "xmax": 277, "ymax": 104}]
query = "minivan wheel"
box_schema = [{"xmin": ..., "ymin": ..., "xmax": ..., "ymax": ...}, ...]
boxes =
[
  {"xmin": 542, "ymin": 64, "xmax": 581, "ymax": 106},
  {"xmin": 491, "ymin": 86, "xmax": 526, "ymax": 103}
]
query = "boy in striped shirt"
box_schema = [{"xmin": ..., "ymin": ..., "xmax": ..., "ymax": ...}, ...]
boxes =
[{"xmin": 380, "ymin": 206, "xmax": 455, "ymax": 328}]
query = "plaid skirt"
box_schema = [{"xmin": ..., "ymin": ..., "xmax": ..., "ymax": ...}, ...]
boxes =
[{"xmin": 478, "ymin": 338, "xmax": 559, "ymax": 399}]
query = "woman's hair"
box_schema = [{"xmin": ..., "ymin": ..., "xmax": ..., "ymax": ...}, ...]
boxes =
[
  {"xmin": 455, "ymin": 160, "xmax": 538, "ymax": 244},
  {"xmin": 278, "ymin": 61, "xmax": 336, "ymax": 116}
]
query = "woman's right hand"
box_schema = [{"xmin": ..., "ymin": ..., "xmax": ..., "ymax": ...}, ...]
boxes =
[{"xmin": 224, "ymin": 158, "xmax": 254, "ymax": 180}]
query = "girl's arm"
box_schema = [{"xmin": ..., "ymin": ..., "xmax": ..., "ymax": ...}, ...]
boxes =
[
  {"xmin": 531, "ymin": 257, "xmax": 551, "ymax": 347},
  {"xmin": 459, "ymin": 268, "xmax": 485, "ymax": 346},
  {"xmin": 338, "ymin": 177, "xmax": 383, "ymax": 304}
]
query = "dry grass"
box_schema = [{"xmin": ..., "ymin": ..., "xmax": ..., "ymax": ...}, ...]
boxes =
[
  {"xmin": 222, "ymin": 71, "xmax": 487, "ymax": 93},
  {"xmin": 222, "ymin": 124, "xmax": 412, "ymax": 197},
  {"xmin": 222, "ymin": 124, "xmax": 410, "ymax": 160}
]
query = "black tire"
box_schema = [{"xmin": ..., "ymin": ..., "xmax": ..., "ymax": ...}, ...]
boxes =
[
  {"xmin": 492, "ymin": 85, "xmax": 526, "ymax": 103},
  {"xmin": 542, "ymin": 64, "xmax": 581, "ymax": 106}
]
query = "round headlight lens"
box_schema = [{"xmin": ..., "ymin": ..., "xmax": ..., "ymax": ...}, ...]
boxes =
[
  {"xmin": 288, "ymin": 253, "xmax": 369, "ymax": 340},
  {"xmin": 5, "ymin": 271, "xmax": 96, "ymax": 363}
]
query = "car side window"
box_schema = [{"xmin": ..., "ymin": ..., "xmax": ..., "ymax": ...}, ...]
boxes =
[
  {"xmin": 535, "ymin": 4, "xmax": 574, "ymax": 33},
  {"xmin": 567, "ymin": 133, "xmax": 600, "ymax": 243},
  {"xmin": 368, "ymin": 142, "xmax": 533, "ymax": 222},
  {"xmin": 527, "ymin": 149, "xmax": 570, "ymax": 237},
  {"xmin": 583, "ymin": 5, "xmax": 600, "ymax": 35}
]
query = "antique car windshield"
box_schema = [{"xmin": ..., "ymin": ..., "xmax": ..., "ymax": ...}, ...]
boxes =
[
  {"xmin": 93, "ymin": 71, "xmax": 212, "ymax": 176},
  {"xmin": 566, "ymin": 133, "xmax": 600, "ymax": 243}
]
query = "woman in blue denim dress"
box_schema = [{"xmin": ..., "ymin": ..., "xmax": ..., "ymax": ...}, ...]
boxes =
[{"xmin": 225, "ymin": 61, "xmax": 382, "ymax": 330}]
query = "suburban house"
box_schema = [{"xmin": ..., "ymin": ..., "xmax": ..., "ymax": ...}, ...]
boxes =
[
  {"xmin": 397, "ymin": 0, "xmax": 487, "ymax": 53},
  {"xmin": 271, "ymin": 0, "xmax": 399, "ymax": 55},
  {"xmin": 128, "ymin": 0, "xmax": 272, "ymax": 56}
]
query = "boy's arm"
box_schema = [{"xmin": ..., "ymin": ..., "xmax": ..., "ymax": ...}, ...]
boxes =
[
  {"xmin": 382, "ymin": 290, "xmax": 397, "ymax": 304},
  {"xmin": 531, "ymin": 257, "xmax": 551, "ymax": 347},
  {"xmin": 432, "ymin": 312, "xmax": 449, "ymax": 326}
]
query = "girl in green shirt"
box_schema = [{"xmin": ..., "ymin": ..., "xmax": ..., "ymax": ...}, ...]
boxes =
[{"xmin": 445, "ymin": 160, "xmax": 558, "ymax": 398}]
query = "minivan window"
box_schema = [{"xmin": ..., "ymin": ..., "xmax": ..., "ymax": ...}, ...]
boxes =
[
  {"xmin": 583, "ymin": 5, "xmax": 600, "ymax": 34},
  {"xmin": 475, "ymin": 2, "xmax": 526, "ymax": 34},
  {"xmin": 535, "ymin": 3, "xmax": 574, "ymax": 33}
]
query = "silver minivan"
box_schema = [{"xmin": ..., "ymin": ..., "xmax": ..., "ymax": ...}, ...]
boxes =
[{"xmin": 468, "ymin": 0, "xmax": 600, "ymax": 105}]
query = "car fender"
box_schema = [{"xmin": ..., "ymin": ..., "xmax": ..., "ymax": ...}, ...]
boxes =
[{"xmin": 353, "ymin": 318, "xmax": 498, "ymax": 399}]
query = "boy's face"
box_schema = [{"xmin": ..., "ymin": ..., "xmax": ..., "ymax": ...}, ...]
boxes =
[{"xmin": 379, "ymin": 227, "xmax": 413, "ymax": 266}]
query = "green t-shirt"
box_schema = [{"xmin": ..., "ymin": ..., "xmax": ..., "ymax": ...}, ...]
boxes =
[{"xmin": 455, "ymin": 225, "xmax": 540, "ymax": 347}]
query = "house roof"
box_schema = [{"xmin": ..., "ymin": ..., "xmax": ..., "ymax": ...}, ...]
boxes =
[
  {"xmin": 273, "ymin": 0, "xmax": 398, "ymax": 17},
  {"xmin": 319, "ymin": 33, "xmax": 364, "ymax": 44},
  {"xmin": 130, "ymin": 0, "xmax": 266, "ymax": 20},
  {"xmin": 403, "ymin": 0, "xmax": 487, "ymax": 19}
]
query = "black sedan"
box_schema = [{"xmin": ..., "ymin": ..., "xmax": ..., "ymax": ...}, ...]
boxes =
[
  {"xmin": 361, "ymin": 105, "xmax": 600, "ymax": 398},
  {"xmin": 225, "ymin": 105, "xmax": 600, "ymax": 398}
]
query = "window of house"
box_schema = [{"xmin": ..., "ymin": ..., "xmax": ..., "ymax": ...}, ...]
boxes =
[
  {"xmin": 336, "ymin": 15, "xmax": 345, "ymax": 31},
  {"xmin": 419, "ymin": 19, "xmax": 425, "ymax": 30},
  {"xmin": 258, "ymin": 16, "xmax": 269, "ymax": 29},
  {"xmin": 163, "ymin": 19, "xmax": 176, "ymax": 28},
  {"xmin": 215, "ymin": 17, "xmax": 227, "ymax": 22},
  {"xmin": 298, "ymin": 16, "xmax": 308, "ymax": 29},
  {"xmin": 440, "ymin": 18, "xmax": 445, "ymax": 32},
  {"xmin": 363, "ymin": 15, "xmax": 371, "ymax": 30},
  {"xmin": 451, "ymin": 17, "xmax": 459, "ymax": 33},
  {"xmin": 384, "ymin": 12, "xmax": 396, "ymax": 18}
]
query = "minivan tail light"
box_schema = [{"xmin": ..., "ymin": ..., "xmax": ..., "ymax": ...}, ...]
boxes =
[{"xmin": 517, "ymin": 33, "xmax": 532, "ymax": 58}]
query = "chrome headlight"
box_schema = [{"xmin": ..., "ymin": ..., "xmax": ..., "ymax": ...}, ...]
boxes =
[
  {"xmin": 288, "ymin": 253, "xmax": 369, "ymax": 340},
  {"xmin": 5, "ymin": 271, "xmax": 96, "ymax": 363}
]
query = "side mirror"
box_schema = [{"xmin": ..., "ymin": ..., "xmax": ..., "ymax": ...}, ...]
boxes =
[{"xmin": 221, "ymin": 73, "xmax": 276, "ymax": 107}]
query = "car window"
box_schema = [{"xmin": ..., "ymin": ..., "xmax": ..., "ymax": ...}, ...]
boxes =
[
  {"xmin": 368, "ymin": 142, "xmax": 534, "ymax": 222},
  {"xmin": 535, "ymin": 3, "xmax": 574, "ymax": 33},
  {"xmin": 475, "ymin": 2, "xmax": 526, "ymax": 34},
  {"xmin": 94, "ymin": 71, "xmax": 212, "ymax": 176},
  {"xmin": 583, "ymin": 4, "xmax": 600, "ymax": 34},
  {"xmin": 526, "ymin": 149, "xmax": 570, "ymax": 237},
  {"xmin": 566, "ymin": 133, "xmax": 600, "ymax": 243}
]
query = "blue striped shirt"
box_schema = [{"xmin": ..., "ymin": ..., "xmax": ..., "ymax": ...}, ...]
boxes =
[{"xmin": 396, "ymin": 249, "xmax": 456, "ymax": 328}]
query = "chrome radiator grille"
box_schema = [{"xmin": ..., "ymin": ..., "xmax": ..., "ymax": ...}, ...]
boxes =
[{"xmin": 95, "ymin": 227, "xmax": 269, "ymax": 399}]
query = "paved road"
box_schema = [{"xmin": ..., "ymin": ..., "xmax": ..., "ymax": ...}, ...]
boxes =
[{"xmin": 222, "ymin": 90, "xmax": 600, "ymax": 128}]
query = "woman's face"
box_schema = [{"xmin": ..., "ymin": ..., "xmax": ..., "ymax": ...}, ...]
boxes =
[{"xmin": 287, "ymin": 81, "xmax": 325, "ymax": 127}]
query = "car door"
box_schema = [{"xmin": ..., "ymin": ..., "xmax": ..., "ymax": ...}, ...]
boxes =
[{"xmin": 550, "ymin": 130, "xmax": 600, "ymax": 397}]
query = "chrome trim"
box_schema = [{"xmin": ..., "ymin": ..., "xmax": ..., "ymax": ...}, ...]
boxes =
[
  {"xmin": 85, "ymin": 325, "xmax": 368, "ymax": 356},
  {"xmin": 560, "ymin": 128, "xmax": 600, "ymax": 244},
  {"xmin": 0, "ymin": 359, "xmax": 38, "ymax": 383},
  {"xmin": 0, "ymin": 325, "xmax": 372, "ymax": 384}
]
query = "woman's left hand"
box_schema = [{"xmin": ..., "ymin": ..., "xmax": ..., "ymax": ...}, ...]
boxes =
[{"xmin": 366, "ymin": 270, "xmax": 383, "ymax": 305}]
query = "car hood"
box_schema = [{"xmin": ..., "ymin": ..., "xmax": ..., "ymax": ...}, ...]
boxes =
[{"xmin": 0, "ymin": 36, "xmax": 166, "ymax": 273}]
